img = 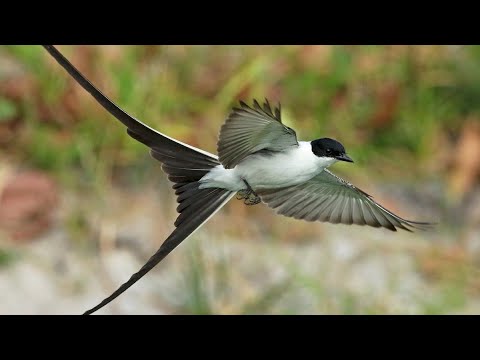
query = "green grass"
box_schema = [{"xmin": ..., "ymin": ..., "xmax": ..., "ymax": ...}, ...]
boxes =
[
  {"xmin": 0, "ymin": 248, "xmax": 18, "ymax": 268},
  {"xmin": 2, "ymin": 45, "xmax": 476, "ymax": 185}
]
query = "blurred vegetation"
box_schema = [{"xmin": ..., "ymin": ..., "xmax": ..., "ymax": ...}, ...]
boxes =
[
  {"xmin": 1, "ymin": 46, "xmax": 478, "ymax": 190},
  {"xmin": 0, "ymin": 45, "xmax": 479, "ymax": 314}
]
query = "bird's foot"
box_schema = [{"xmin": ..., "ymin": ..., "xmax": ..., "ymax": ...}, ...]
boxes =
[
  {"xmin": 244, "ymin": 193, "xmax": 261, "ymax": 205},
  {"xmin": 236, "ymin": 189, "xmax": 250, "ymax": 200},
  {"xmin": 236, "ymin": 180, "xmax": 261, "ymax": 206}
]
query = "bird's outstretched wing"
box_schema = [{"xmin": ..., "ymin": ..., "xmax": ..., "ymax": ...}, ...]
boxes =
[
  {"xmin": 217, "ymin": 100, "xmax": 298, "ymax": 169},
  {"xmin": 257, "ymin": 169, "xmax": 433, "ymax": 232}
]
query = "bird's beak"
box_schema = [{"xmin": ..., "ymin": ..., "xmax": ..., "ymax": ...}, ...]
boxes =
[{"xmin": 336, "ymin": 153, "xmax": 354, "ymax": 163}]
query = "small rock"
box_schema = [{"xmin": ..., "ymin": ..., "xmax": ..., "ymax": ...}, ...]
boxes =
[{"xmin": 0, "ymin": 170, "xmax": 58, "ymax": 242}]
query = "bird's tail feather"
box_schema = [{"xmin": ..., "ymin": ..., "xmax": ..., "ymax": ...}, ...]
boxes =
[
  {"xmin": 83, "ymin": 136, "xmax": 234, "ymax": 315},
  {"xmin": 83, "ymin": 189, "xmax": 233, "ymax": 315},
  {"xmin": 41, "ymin": 45, "xmax": 235, "ymax": 314}
]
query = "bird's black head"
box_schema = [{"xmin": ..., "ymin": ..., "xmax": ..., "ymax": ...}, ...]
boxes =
[{"xmin": 311, "ymin": 138, "xmax": 353, "ymax": 163}]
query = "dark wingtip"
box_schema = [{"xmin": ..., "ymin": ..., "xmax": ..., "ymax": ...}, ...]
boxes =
[
  {"xmin": 407, "ymin": 221, "xmax": 437, "ymax": 232},
  {"xmin": 236, "ymin": 98, "xmax": 283, "ymax": 122},
  {"xmin": 264, "ymin": 97, "xmax": 271, "ymax": 109},
  {"xmin": 394, "ymin": 218, "xmax": 436, "ymax": 232},
  {"xmin": 253, "ymin": 99, "xmax": 262, "ymax": 112},
  {"xmin": 263, "ymin": 98, "xmax": 274, "ymax": 116},
  {"xmin": 275, "ymin": 102, "xmax": 281, "ymax": 121}
]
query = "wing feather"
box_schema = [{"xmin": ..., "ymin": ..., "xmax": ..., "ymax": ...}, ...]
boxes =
[
  {"xmin": 217, "ymin": 100, "xmax": 298, "ymax": 168},
  {"xmin": 257, "ymin": 169, "xmax": 433, "ymax": 232}
]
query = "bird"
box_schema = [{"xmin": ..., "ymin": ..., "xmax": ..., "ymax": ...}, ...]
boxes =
[{"xmin": 42, "ymin": 45, "xmax": 432, "ymax": 315}]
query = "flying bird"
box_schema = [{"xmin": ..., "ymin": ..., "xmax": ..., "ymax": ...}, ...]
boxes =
[{"xmin": 42, "ymin": 45, "xmax": 432, "ymax": 315}]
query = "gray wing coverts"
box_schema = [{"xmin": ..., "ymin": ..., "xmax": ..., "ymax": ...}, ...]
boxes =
[
  {"xmin": 217, "ymin": 100, "xmax": 298, "ymax": 169},
  {"xmin": 257, "ymin": 169, "xmax": 432, "ymax": 232}
]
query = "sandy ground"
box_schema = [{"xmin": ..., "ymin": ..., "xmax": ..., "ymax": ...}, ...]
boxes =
[{"xmin": 0, "ymin": 183, "xmax": 479, "ymax": 315}]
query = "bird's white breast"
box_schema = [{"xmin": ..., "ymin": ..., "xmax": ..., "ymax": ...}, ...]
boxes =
[{"xmin": 199, "ymin": 141, "xmax": 337, "ymax": 191}]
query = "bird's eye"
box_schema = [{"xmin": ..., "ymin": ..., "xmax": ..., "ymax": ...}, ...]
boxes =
[{"xmin": 326, "ymin": 149, "xmax": 332, "ymax": 154}]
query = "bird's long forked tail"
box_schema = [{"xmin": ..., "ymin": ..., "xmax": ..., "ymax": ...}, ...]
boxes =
[
  {"xmin": 81, "ymin": 129, "xmax": 236, "ymax": 314},
  {"xmin": 83, "ymin": 131, "xmax": 235, "ymax": 315},
  {"xmin": 84, "ymin": 186, "xmax": 234, "ymax": 315},
  {"xmin": 40, "ymin": 45, "xmax": 235, "ymax": 314}
]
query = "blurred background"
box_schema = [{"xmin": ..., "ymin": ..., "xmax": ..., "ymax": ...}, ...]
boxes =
[{"xmin": 0, "ymin": 45, "xmax": 479, "ymax": 314}]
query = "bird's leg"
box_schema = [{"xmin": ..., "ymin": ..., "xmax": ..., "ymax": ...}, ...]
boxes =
[
  {"xmin": 235, "ymin": 180, "xmax": 251, "ymax": 201},
  {"xmin": 236, "ymin": 180, "xmax": 261, "ymax": 206}
]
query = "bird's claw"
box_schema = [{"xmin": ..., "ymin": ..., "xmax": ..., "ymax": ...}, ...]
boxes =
[
  {"xmin": 244, "ymin": 193, "xmax": 261, "ymax": 205},
  {"xmin": 236, "ymin": 181, "xmax": 261, "ymax": 206}
]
